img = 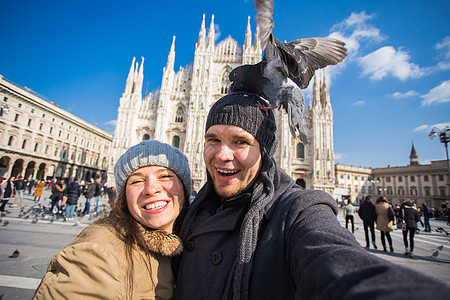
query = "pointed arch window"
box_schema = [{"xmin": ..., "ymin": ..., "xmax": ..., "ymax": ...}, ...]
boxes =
[
  {"xmin": 175, "ymin": 105, "xmax": 185, "ymax": 123},
  {"xmin": 296, "ymin": 143, "xmax": 304, "ymax": 159},
  {"xmin": 172, "ymin": 136, "xmax": 180, "ymax": 148},
  {"xmin": 221, "ymin": 69, "xmax": 231, "ymax": 94}
]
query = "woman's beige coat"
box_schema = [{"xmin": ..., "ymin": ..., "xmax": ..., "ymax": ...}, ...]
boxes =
[
  {"xmin": 34, "ymin": 219, "xmax": 181, "ymax": 299},
  {"xmin": 375, "ymin": 202, "xmax": 394, "ymax": 232}
]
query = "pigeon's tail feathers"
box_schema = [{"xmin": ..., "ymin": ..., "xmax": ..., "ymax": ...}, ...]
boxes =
[{"xmin": 280, "ymin": 87, "xmax": 307, "ymax": 143}]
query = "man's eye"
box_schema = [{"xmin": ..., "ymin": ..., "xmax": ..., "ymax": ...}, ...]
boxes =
[
  {"xmin": 206, "ymin": 138, "xmax": 220, "ymax": 143},
  {"xmin": 236, "ymin": 140, "xmax": 249, "ymax": 145}
]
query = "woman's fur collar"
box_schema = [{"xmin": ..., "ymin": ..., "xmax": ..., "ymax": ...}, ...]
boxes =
[{"xmin": 97, "ymin": 216, "xmax": 183, "ymax": 257}]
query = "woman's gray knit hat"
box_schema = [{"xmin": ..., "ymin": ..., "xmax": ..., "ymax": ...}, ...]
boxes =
[
  {"xmin": 114, "ymin": 140, "xmax": 191, "ymax": 199},
  {"xmin": 206, "ymin": 92, "xmax": 278, "ymax": 156}
]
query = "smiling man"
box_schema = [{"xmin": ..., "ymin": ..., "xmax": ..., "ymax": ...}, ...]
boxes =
[{"xmin": 173, "ymin": 92, "xmax": 449, "ymax": 300}]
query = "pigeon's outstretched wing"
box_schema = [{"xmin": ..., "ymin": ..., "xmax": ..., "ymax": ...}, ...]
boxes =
[
  {"xmin": 285, "ymin": 38, "xmax": 347, "ymax": 88},
  {"xmin": 255, "ymin": 0, "xmax": 347, "ymax": 89}
]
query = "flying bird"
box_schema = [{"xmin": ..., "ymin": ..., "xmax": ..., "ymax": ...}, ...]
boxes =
[
  {"xmin": 11, "ymin": 249, "xmax": 20, "ymax": 258},
  {"xmin": 229, "ymin": 0, "xmax": 347, "ymax": 142}
]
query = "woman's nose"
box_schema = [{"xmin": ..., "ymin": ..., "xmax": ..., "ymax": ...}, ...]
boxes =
[{"xmin": 143, "ymin": 180, "xmax": 162, "ymax": 196}]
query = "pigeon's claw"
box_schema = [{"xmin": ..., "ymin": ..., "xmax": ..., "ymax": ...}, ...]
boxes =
[{"xmin": 256, "ymin": 101, "xmax": 279, "ymax": 116}]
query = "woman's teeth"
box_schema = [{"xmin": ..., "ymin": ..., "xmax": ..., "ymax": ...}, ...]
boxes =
[{"xmin": 144, "ymin": 201, "xmax": 168, "ymax": 210}]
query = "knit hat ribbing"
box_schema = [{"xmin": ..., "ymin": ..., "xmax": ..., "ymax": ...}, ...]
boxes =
[
  {"xmin": 205, "ymin": 92, "xmax": 278, "ymax": 156},
  {"xmin": 114, "ymin": 140, "xmax": 191, "ymax": 199}
]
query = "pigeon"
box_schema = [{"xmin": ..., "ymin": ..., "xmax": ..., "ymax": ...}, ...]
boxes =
[
  {"xmin": 431, "ymin": 250, "xmax": 439, "ymax": 258},
  {"xmin": 2, "ymin": 220, "xmax": 9, "ymax": 227},
  {"xmin": 229, "ymin": 0, "xmax": 347, "ymax": 142},
  {"xmin": 437, "ymin": 245, "xmax": 444, "ymax": 251},
  {"xmin": 31, "ymin": 218, "xmax": 38, "ymax": 224},
  {"xmin": 11, "ymin": 249, "xmax": 20, "ymax": 258}
]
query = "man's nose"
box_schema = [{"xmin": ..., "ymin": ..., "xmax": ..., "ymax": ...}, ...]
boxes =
[{"xmin": 216, "ymin": 144, "xmax": 234, "ymax": 161}]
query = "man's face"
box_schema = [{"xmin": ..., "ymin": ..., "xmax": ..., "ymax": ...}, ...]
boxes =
[{"xmin": 204, "ymin": 124, "xmax": 262, "ymax": 199}]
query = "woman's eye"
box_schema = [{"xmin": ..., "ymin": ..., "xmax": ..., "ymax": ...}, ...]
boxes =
[{"xmin": 129, "ymin": 179, "xmax": 144, "ymax": 185}]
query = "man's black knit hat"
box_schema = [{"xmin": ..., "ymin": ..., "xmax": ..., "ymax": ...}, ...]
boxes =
[{"xmin": 205, "ymin": 92, "xmax": 278, "ymax": 156}]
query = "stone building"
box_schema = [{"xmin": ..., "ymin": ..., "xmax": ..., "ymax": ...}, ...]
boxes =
[
  {"xmin": 371, "ymin": 144, "xmax": 449, "ymax": 208},
  {"xmin": 109, "ymin": 15, "xmax": 336, "ymax": 193},
  {"xmin": 334, "ymin": 164, "xmax": 372, "ymax": 204},
  {"xmin": 334, "ymin": 144, "xmax": 449, "ymax": 209},
  {"xmin": 0, "ymin": 75, "xmax": 112, "ymax": 182}
]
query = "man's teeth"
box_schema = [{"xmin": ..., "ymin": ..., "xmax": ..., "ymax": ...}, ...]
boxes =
[
  {"xmin": 144, "ymin": 201, "xmax": 168, "ymax": 210},
  {"xmin": 217, "ymin": 169, "xmax": 239, "ymax": 175}
]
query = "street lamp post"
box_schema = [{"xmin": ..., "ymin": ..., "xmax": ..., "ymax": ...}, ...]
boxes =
[{"xmin": 429, "ymin": 126, "xmax": 450, "ymax": 184}]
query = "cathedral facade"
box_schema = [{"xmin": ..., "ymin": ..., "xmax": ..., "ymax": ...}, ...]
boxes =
[{"xmin": 109, "ymin": 15, "xmax": 335, "ymax": 194}]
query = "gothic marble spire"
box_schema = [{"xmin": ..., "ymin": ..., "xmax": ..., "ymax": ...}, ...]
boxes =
[
  {"xmin": 197, "ymin": 14, "xmax": 206, "ymax": 50},
  {"xmin": 207, "ymin": 15, "xmax": 215, "ymax": 49}
]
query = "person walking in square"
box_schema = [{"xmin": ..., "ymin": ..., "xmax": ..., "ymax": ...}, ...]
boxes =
[
  {"xmin": 49, "ymin": 179, "xmax": 65, "ymax": 214},
  {"xmin": 344, "ymin": 198, "xmax": 356, "ymax": 234},
  {"xmin": 65, "ymin": 178, "xmax": 82, "ymax": 220},
  {"xmin": 401, "ymin": 199, "xmax": 420, "ymax": 258},
  {"xmin": 358, "ymin": 195, "xmax": 378, "ymax": 249},
  {"xmin": 12, "ymin": 175, "xmax": 26, "ymax": 207},
  {"xmin": 1, "ymin": 177, "xmax": 15, "ymax": 212},
  {"xmin": 421, "ymin": 202, "xmax": 432, "ymax": 232},
  {"xmin": 375, "ymin": 196, "xmax": 394, "ymax": 252},
  {"xmin": 93, "ymin": 179, "xmax": 102, "ymax": 213},
  {"xmin": 33, "ymin": 180, "xmax": 46, "ymax": 202},
  {"xmin": 82, "ymin": 179, "xmax": 96, "ymax": 215}
]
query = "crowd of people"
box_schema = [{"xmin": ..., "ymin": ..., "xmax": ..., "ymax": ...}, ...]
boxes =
[
  {"xmin": 0, "ymin": 175, "xmax": 117, "ymax": 219},
  {"xmin": 343, "ymin": 195, "xmax": 448, "ymax": 258}
]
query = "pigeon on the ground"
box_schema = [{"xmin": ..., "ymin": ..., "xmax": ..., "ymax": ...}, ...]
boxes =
[
  {"xmin": 11, "ymin": 249, "xmax": 20, "ymax": 258},
  {"xmin": 32, "ymin": 218, "xmax": 38, "ymax": 224},
  {"xmin": 229, "ymin": 0, "xmax": 347, "ymax": 142},
  {"xmin": 2, "ymin": 221, "xmax": 9, "ymax": 227},
  {"xmin": 437, "ymin": 245, "xmax": 444, "ymax": 251},
  {"xmin": 431, "ymin": 250, "xmax": 439, "ymax": 258}
]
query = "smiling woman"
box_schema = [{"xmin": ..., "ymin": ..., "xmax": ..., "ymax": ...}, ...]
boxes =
[{"xmin": 33, "ymin": 140, "xmax": 191, "ymax": 300}]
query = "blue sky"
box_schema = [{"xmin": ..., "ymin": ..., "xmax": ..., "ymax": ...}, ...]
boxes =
[{"xmin": 1, "ymin": 0, "xmax": 449, "ymax": 168}]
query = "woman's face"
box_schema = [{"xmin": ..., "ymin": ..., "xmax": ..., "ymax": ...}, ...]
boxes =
[{"xmin": 126, "ymin": 165, "xmax": 185, "ymax": 233}]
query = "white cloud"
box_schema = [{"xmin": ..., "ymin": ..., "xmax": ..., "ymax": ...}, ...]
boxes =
[
  {"xmin": 421, "ymin": 80, "xmax": 450, "ymax": 105},
  {"xmin": 214, "ymin": 24, "xmax": 221, "ymax": 43},
  {"xmin": 353, "ymin": 100, "xmax": 365, "ymax": 106},
  {"xmin": 329, "ymin": 12, "xmax": 385, "ymax": 56},
  {"xmin": 436, "ymin": 36, "xmax": 450, "ymax": 60},
  {"xmin": 104, "ymin": 119, "xmax": 117, "ymax": 126},
  {"xmin": 335, "ymin": 153, "xmax": 345, "ymax": 160},
  {"xmin": 431, "ymin": 122, "xmax": 450, "ymax": 130},
  {"xmin": 413, "ymin": 124, "xmax": 429, "ymax": 132},
  {"xmin": 415, "ymin": 122, "xmax": 450, "ymax": 133},
  {"xmin": 387, "ymin": 90, "xmax": 419, "ymax": 99},
  {"xmin": 358, "ymin": 46, "xmax": 424, "ymax": 81}
]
